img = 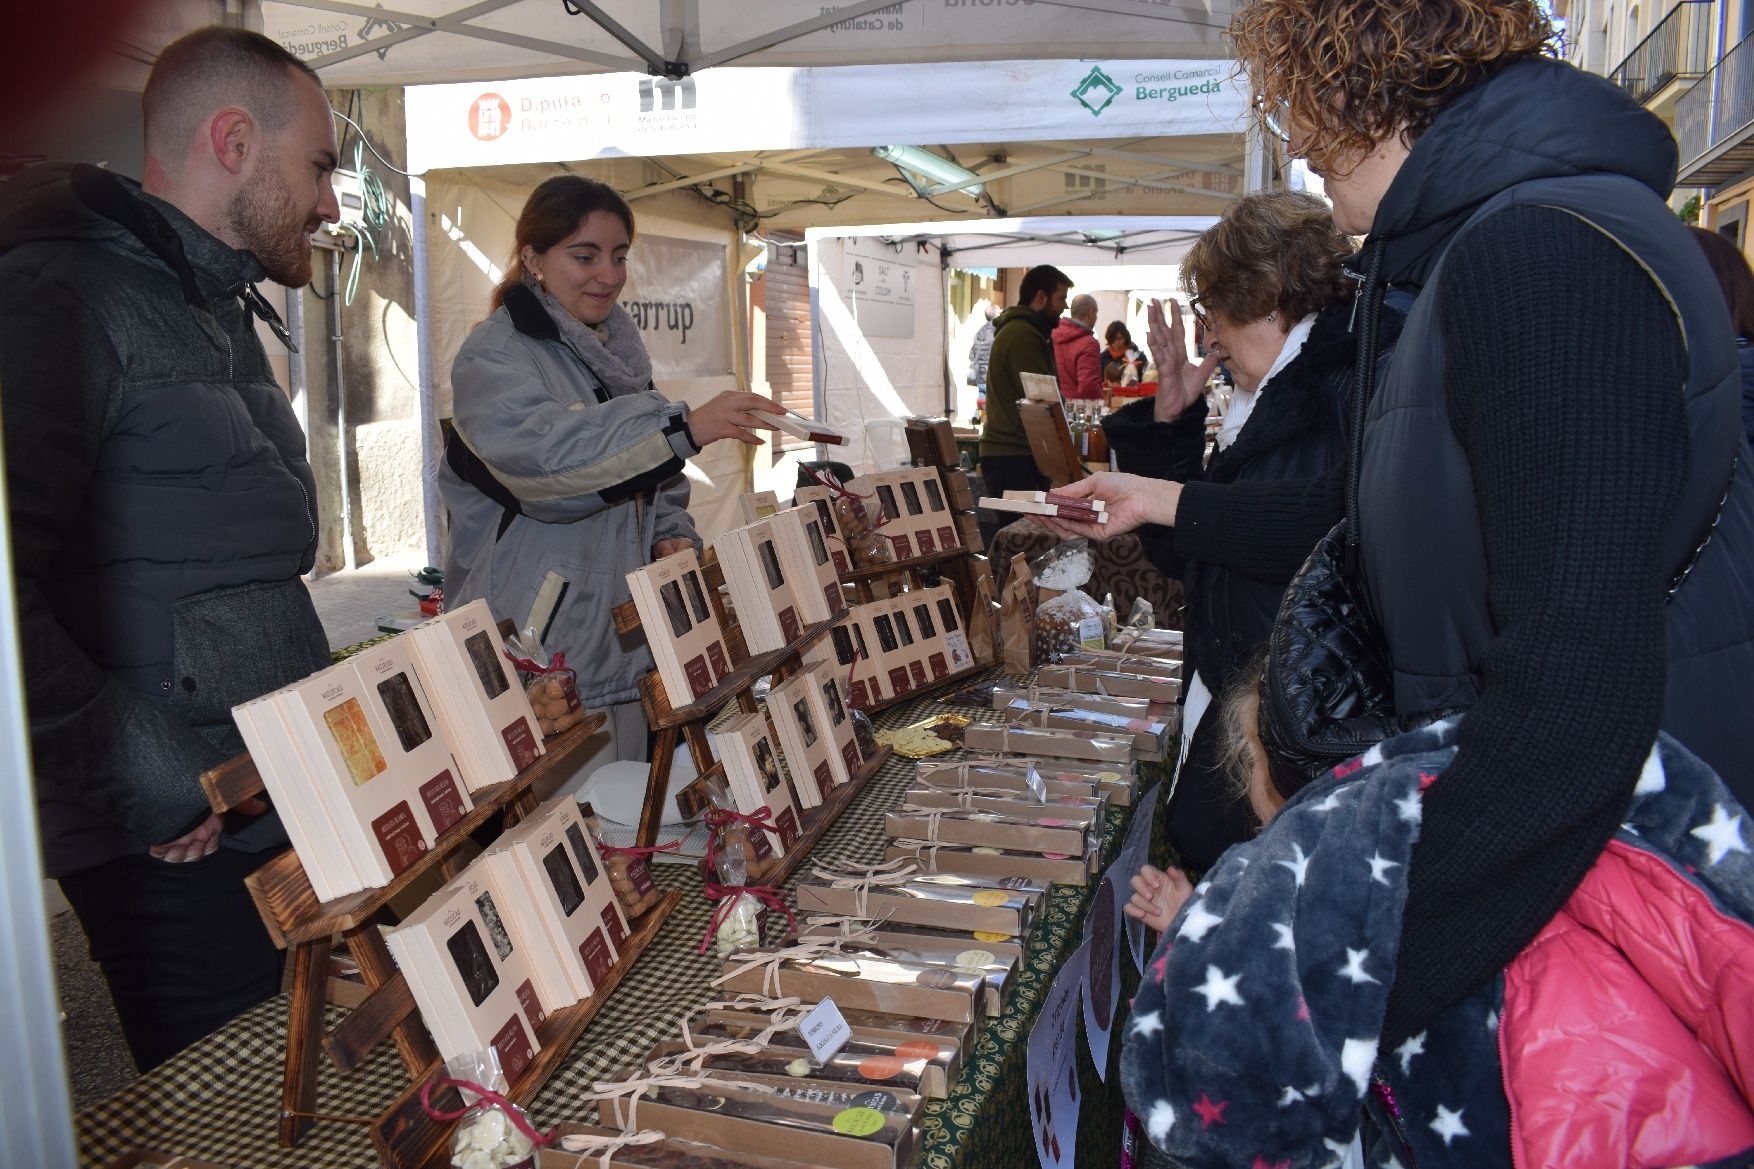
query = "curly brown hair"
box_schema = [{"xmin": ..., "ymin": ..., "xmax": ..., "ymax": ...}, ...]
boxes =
[
  {"xmin": 1230, "ymin": 0, "xmax": 1556, "ymax": 176},
  {"xmin": 1181, "ymin": 189, "xmax": 1352, "ymax": 325}
]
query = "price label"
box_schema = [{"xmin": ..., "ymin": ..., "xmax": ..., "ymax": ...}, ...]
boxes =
[{"xmin": 800, "ymin": 996, "xmax": 852, "ymax": 1063}]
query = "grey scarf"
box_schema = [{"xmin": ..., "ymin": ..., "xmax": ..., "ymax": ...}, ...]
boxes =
[{"xmin": 524, "ymin": 270, "xmax": 654, "ymax": 397}]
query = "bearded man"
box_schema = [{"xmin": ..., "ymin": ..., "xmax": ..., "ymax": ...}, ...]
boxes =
[{"xmin": 0, "ymin": 26, "xmax": 338, "ymax": 1070}]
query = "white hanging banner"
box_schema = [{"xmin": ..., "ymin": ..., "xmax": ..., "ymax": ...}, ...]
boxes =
[
  {"xmin": 405, "ymin": 59, "xmax": 1246, "ymax": 173},
  {"xmin": 624, "ymin": 235, "xmax": 733, "ymax": 379},
  {"xmin": 841, "ymin": 238, "xmax": 917, "ymax": 340}
]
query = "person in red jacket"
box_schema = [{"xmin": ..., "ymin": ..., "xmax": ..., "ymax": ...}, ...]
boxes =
[{"xmin": 1052, "ymin": 293, "xmax": 1104, "ymax": 400}]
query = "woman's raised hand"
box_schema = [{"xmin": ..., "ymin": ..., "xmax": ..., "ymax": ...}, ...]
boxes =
[
  {"xmin": 687, "ymin": 391, "xmax": 787, "ymax": 447},
  {"xmin": 1147, "ymin": 298, "xmax": 1220, "ymax": 423},
  {"xmin": 1041, "ymin": 472, "xmax": 1183, "ymax": 539}
]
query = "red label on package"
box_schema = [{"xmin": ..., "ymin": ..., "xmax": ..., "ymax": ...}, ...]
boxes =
[
  {"xmin": 841, "ymin": 740, "xmax": 863, "ymax": 775},
  {"xmin": 888, "ymin": 667, "xmax": 913, "ymax": 695},
  {"xmin": 892, "ymin": 535, "xmax": 914, "ymax": 560},
  {"xmin": 579, "ymin": 929, "xmax": 613, "ymax": 985},
  {"xmin": 813, "ymin": 761, "xmax": 834, "ymax": 800},
  {"xmin": 628, "ymin": 859, "xmax": 656, "ymax": 897},
  {"xmin": 419, "ymin": 769, "xmax": 468, "ymax": 835},
  {"xmin": 749, "ymin": 824, "xmax": 775, "ymax": 860},
  {"xmin": 916, "ymin": 529, "xmax": 937, "ymax": 554},
  {"xmin": 514, "ymin": 978, "xmax": 545, "ymax": 1030},
  {"xmin": 501, "ymin": 718, "xmax": 539, "ymax": 771},
  {"xmin": 775, "ymin": 806, "xmax": 801, "ymax": 848},
  {"xmin": 831, "ymin": 550, "xmax": 851, "ymax": 574},
  {"xmin": 706, "ymin": 641, "xmax": 731, "ymax": 682},
  {"xmin": 601, "ymin": 902, "xmax": 628, "ymax": 951},
  {"xmin": 928, "ymin": 652, "xmax": 949, "ymax": 680},
  {"xmin": 825, "ymin": 584, "xmax": 845, "ymax": 615},
  {"xmin": 908, "ymin": 661, "xmax": 928, "ymax": 688},
  {"xmin": 683, "ymin": 654, "xmax": 713, "ymax": 700},
  {"xmin": 849, "ymin": 679, "xmax": 869, "ymax": 709},
  {"xmin": 939, "ymin": 525, "xmax": 958, "ymax": 548},
  {"xmin": 778, "ymin": 606, "xmax": 802, "ymax": 643},
  {"xmin": 370, "ymin": 801, "xmax": 426, "ymax": 876},
  {"xmin": 491, "ymin": 1014, "xmax": 534, "ymax": 1084}
]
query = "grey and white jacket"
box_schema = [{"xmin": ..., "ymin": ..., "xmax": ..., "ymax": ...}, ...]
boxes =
[{"xmin": 439, "ymin": 283, "xmax": 700, "ymax": 708}]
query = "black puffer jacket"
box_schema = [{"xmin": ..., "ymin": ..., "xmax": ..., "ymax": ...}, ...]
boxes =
[
  {"xmin": 0, "ymin": 165, "xmax": 331, "ymax": 875},
  {"xmin": 1105, "ymin": 301, "xmax": 1402, "ymax": 868}
]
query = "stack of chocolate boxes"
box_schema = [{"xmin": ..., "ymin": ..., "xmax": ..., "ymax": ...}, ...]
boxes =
[
  {"xmin": 844, "ymin": 468, "xmax": 961, "ymax": 559},
  {"xmin": 232, "ymin": 599, "xmax": 541, "ymax": 901},
  {"xmin": 625, "ymin": 547, "xmax": 733, "ymax": 704},
  {"xmin": 842, "ymin": 583, "xmax": 974, "ymax": 707}
]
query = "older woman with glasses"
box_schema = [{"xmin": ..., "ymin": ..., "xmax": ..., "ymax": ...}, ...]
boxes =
[{"xmin": 1098, "ymin": 189, "xmax": 1403, "ymax": 873}]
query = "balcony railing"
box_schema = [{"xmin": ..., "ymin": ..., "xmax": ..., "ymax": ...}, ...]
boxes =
[
  {"xmin": 1610, "ymin": 0, "xmax": 1715, "ymax": 105},
  {"xmin": 1677, "ymin": 31, "xmax": 1754, "ymax": 186}
]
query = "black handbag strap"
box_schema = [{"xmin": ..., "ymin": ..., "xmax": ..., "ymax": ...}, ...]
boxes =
[{"xmin": 1341, "ymin": 238, "xmax": 1388, "ymax": 576}]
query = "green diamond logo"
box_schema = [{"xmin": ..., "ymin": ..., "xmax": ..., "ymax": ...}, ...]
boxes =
[{"xmin": 1071, "ymin": 66, "xmax": 1123, "ymax": 117}]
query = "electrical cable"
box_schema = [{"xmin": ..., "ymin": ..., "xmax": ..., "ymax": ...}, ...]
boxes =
[{"xmin": 330, "ymin": 107, "xmax": 422, "ymax": 177}]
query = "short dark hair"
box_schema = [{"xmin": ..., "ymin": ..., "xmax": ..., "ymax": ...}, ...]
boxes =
[
  {"xmin": 1690, "ymin": 226, "xmax": 1754, "ymax": 340},
  {"xmin": 143, "ymin": 27, "xmax": 323, "ymax": 163},
  {"xmin": 1019, "ymin": 265, "xmax": 1071, "ymax": 307},
  {"xmin": 491, "ymin": 175, "xmax": 637, "ymax": 309},
  {"xmin": 1104, "ymin": 320, "xmax": 1131, "ymax": 347}
]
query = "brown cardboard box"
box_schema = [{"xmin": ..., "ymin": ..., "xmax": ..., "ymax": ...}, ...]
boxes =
[
  {"xmin": 911, "ymin": 761, "xmax": 1101, "ymax": 804},
  {"xmin": 883, "ymin": 809, "xmax": 1088, "ymax": 856},
  {"xmin": 885, "ymin": 841, "xmax": 1092, "ymax": 886},
  {"xmin": 900, "ymin": 788, "xmax": 1106, "ymax": 827},
  {"xmin": 957, "ymin": 754, "xmax": 1141, "ymax": 806},
  {"xmin": 795, "ymin": 876, "xmax": 1037, "ymax": 938},
  {"xmin": 992, "ymin": 683, "xmax": 1175, "ymax": 724},
  {"xmin": 641, "ymin": 1036, "xmax": 938, "ymax": 1096},
  {"xmin": 689, "ymin": 1015, "xmax": 959, "ymax": 1097},
  {"xmin": 1036, "ymin": 662, "xmax": 1181, "ymax": 703},
  {"xmin": 1061, "ymin": 648, "xmax": 1184, "ymax": 678},
  {"xmin": 602, "ymin": 1067, "xmax": 920, "ymax": 1169},
  {"xmin": 710, "ymin": 1003, "xmax": 972, "ymax": 1064},
  {"xmin": 961, "ymin": 724, "xmax": 1134, "ymax": 764},
  {"xmin": 942, "ymin": 468, "xmax": 976, "ymax": 512},
  {"xmin": 541, "ymin": 1124, "xmax": 820, "ymax": 1168},
  {"xmin": 1111, "ymin": 627, "xmax": 1186, "ymax": 655},
  {"xmin": 996, "ymin": 697, "xmax": 1173, "ymax": 762},
  {"xmin": 716, "ymin": 948, "xmax": 985, "ymax": 1022}
]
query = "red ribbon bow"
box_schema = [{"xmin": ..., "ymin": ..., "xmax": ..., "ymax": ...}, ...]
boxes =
[
  {"xmin": 503, "ymin": 649, "xmax": 569, "ymax": 675},
  {"xmin": 418, "ymin": 1076, "xmax": 552, "ymax": 1147},
  {"xmin": 598, "ymin": 839, "xmax": 681, "ymax": 861},
  {"xmin": 699, "ymin": 881, "xmax": 796, "ymax": 955}
]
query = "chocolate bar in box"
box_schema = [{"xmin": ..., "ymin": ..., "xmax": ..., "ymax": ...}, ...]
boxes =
[
  {"xmin": 883, "ymin": 808, "xmax": 1088, "ymax": 857},
  {"xmin": 716, "ymin": 948, "xmax": 985, "ymax": 1023},
  {"xmin": 901, "ymin": 788, "xmax": 1107, "ymax": 827},
  {"xmin": 961, "ymin": 723, "xmax": 1134, "ymax": 764},
  {"xmin": 885, "ymin": 841, "xmax": 1092, "ymax": 886},
  {"xmin": 957, "ymin": 753, "xmax": 1141, "ymax": 806},
  {"xmin": 642, "ymin": 1036, "xmax": 937, "ymax": 1097},
  {"xmin": 687, "ymin": 1016, "xmax": 959, "ymax": 1097},
  {"xmin": 543, "ymin": 1124, "xmax": 824, "ymax": 1169},
  {"xmin": 1036, "ymin": 662, "xmax": 1180, "ymax": 703},
  {"xmin": 911, "ymin": 760, "xmax": 1103, "ymax": 804},
  {"xmin": 992, "ymin": 683, "xmax": 1175, "ymax": 724},
  {"xmin": 601, "ymin": 1067, "xmax": 920, "ymax": 1169},
  {"xmin": 708, "ymin": 1004, "xmax": 972, "ymax": 1068},
  {"xmin": 1061, "ymin": 648, "xmax": 1184, "ymax": 678},
  {"xmin": 996, "ymin": 697, "xmax": 1173, "ymax": 762},
  {"xmin": 1111, "ymin": 626, "xmax": 1185, "ymax": 654},
  {"xmin": 795, "ymin": 875, "xmax": 1038, "ymax": 938},
  {"xmin": 839, "ymin": 938, "xmax": 1016, "ymax": 1017}
]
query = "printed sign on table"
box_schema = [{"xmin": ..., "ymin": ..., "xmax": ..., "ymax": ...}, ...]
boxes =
[
  {"xmin": 1117, "ymin": 781, "xmax": 1163, "ymax": 972},
  {"xmin": 1081, "ymin": 869, "xmax": 1127, "ymax": 1079},
  {"xmin": 1027, "ymin": 938, "xmax": 1090, "ymax": 1169}
]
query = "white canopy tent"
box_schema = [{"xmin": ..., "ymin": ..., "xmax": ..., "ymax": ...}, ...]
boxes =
[{"xmin": 803, "ymin": 215, "xmax": 1215, "ymax": 474}]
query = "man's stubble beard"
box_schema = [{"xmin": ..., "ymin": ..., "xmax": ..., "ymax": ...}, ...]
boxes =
[{"xmin": 224, "ymin": 148, "xmax": 316, "ymax": 288}]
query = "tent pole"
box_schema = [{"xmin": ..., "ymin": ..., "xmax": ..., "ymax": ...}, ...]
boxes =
[{"xmin": 411, "ymin": 177, "xmax": 441, "ymax": 569}]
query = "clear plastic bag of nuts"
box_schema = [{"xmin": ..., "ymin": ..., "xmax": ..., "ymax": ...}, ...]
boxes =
[
  {"xmin": 579, "ymin": 802, "xmax": 663, "ymax": 918},
  {"xmin": 503, "ymin": 627, "xmax": 586, "ymax": 737}
]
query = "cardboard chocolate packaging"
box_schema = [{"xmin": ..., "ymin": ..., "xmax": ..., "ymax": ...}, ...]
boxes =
[
  {"xmin": 911, "ymin": 760, "xmax": 1102, "ymax": 804},
  {"xmin": 640, "ymin": 1037, "xmax": 937, "ymax": 1097},
  {"xmin": 991, "ymin": 683, "xmax": 1175, "ymax": 724},
  {"xmin": 826, "ymin": 615, "xmax": 887, "ymax": 711},
  {"xmin": 902, "ymin": 467, "xmax": 959, "ymax": 555},
  {"xmin": 707, "ymin": 1004, "xmax": 969, "ymax": 1073},
  {"xmin": 738, "ymin": 490, "xmax": 781, "ymax": 524},
  {"xmin": 602, "ymin": 1067, "xmax": 920, "ymax": 1169},
  {"xmin": 231, "ymin": 693, "xmax": 364, "ymax": 901},
  {"xmin": 694, "ymin": 1011, "xmax": 961, "ymax": 1097},
  {"xmin": 884, "ymin": 841, "xmax": 1092, "ymax": 886},
  {"xmin": 996, "ymin": 697, "xmax": 1173, "ymax": 762},
  {"xmin": 770, "ymin": 504, "xmax": 846, "ymax": 626},
  {"xmin": 800, "ymin": 662, "xmax": 864, "ymax": 786},
  {"xmin": 960, "ymin": 724, "xmax": 1134, "ymax": 765},
  {"xmin": 713, "ymin": 516, "xmax": 813, "ymax": 653},
  {"xmin": 882, "ymin": 808, "xmax": 1088, "ymax": 857},
  {"xmin": 900, "ymin": 787, "xmax": 1106, "ymax": 826},
  {"xmin": 792, "ymin": 486, "xmax": 852, "ymax": 576},
  {"xmin": 941, "ymin": 468, "xmax": 976, "ymax": 512},
  {"xmin": 1035, "ymin": 662, "xmax": 1180, "ymax": 703},
  {"xmin": 710, "ymin": 711, "xmax": 805, "ymax": 855},
  {"xmin": 626, "ymin": 547, "xmax": 733, "ymax": 705},
  {"xmin": 1111, "ymin": 626, "xmax": 1185, "ymax": 654},
  {"xmin": 954, "ymin": 754, "xmax": 1140, "ymax": 806},
  {"xmin": 716, "ymin": 947, "xmax": 985, "ymax": 1023},
  {"xmin": 544, "ymin": 1124, "xmax": 821, "ymax": 1169},
  {"xmin": 1060, "ymin": 648, "xmax": 1183, "ymax": 679},
  {"xmin": 839, "ymin": 939, "xmax": 1015, "ymax": 1017},
  {"xmin": 406, "ymin": 600, "xmax": 545, "ymax": 791},
  {"xmin": 765, "ymin": 671, "xmax": 838, "ymax": 809},
  {"xmin": 794, "ymin": 876, "xmax": 1037, "ymax": 938}
]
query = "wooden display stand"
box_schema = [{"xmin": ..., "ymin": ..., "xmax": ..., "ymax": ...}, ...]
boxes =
[
  {"xmin": 610, "ymin": 549, "xmax": 892, "ymax": 867},
  {"xmin": 1018, "ymin": 400, "xmax": 1086, "ymax": 488},
  {"xmin": 199, "ymin": 704, "xmax": 682, "ymax": 1169}
]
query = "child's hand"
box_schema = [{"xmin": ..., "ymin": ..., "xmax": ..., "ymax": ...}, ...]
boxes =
[{"xmin": 1124, "ymin": 864, "xmax": 1194, "ymax": 934}]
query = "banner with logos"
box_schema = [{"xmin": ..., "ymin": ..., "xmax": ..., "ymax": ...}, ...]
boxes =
[
  {"xmin": 624, "ymin": 235, "xmax": 734, "ymax": 378},
  {"xmin": 404, "ymin": 59, "xmax": 1246, "ymax": 173}
]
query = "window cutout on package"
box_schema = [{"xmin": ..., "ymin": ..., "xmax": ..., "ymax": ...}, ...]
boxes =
[
  {"xmin": 923, "ymin": 478, "xmax": 945, "ymax": 512},
  {"xmin": 810, "ymin": 498, "xmax": 837, "ymax": 535},
  {"xmin": 475, "ymin": 890, "xmax": 514, "ymax": 960},
  {"xmin": 464, "ymin": 630, "xmax": 510, "ymax": 700},
  {"xmin": 893, "ymin": 608, "xmax": 916, "ymax": 646},
  {"xmin": 873, "ymin": 614, "xmax": 899, "ymax": 653},
  {"xmin": 324, "ymin": 697, "xmax": 387, "ymax": 785},
  {"xmin": 793, "ymin": 696, "xmax": 819, "ymax": 746},
  {"xmin": 660, "ymin": 579, "xmax": 693, "ymax": 638},
  {"xmin": 900, "ymin": 481, "xmax": 924, "ymax": 516},
  {"xmin": 760, "ymin": 540, "xmax": 786, "ymax": 588},
  {"xmin": 376, "ymin": 672, "xmax": 433, "ymax": 752},
  {"xmin": 447, "ymin": 921, "xmax": 499, "ymax": 1007},
  {"xmin": 937, "ymin": 598, "xmax": 961, "ymax": 632},
  {"xmin": 807, "ymin": 520, "xmax": 831, "ymax": 566},
  {"xmin": 912, "ymin": 603, "xmax": 937, "ymax": 639},
  {"xmin": 754, "ymin": 735, "xmax": 784, "ymax": 794},
  {"xmin": 542, "ymin": 844, "xmax": 585, "ymax": 917},
  {"xmin": 852, "ymin": 622, "xmax": 873, "ymax": 661},
  {"xmin": 821, "ymin": 679, "xmax": 847, "ymax": 725},
  {"xmin": 565, "ymin": 823, "xmax": 600, "ymax": 884},
  {"xmin": 684, "ymin": 570, "xmax": 712, "ymax": 624},
  {"xmin": 876, "ymin": 484, "xmax": 901, "ymax": 521},
  {"xmin": 832, "ymin": 625, "xmax": 856, "ymax": 667}
]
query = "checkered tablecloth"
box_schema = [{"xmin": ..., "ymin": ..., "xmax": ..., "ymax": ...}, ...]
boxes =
[{"xmin": 76, "ymin": 674, "xmax": 1162, "ymax": 1169}]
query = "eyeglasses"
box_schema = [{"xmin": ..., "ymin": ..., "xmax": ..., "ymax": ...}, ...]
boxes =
[
  {"xmin": 1253, "ymin": 94, "xmax": 1291, "ymax": 144},
  {"xmin": 1186, "ymin": 296, "xmax": 1210, "ymax": 328}
]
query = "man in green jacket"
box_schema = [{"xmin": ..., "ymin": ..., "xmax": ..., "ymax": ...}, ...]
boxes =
[{"xmin": 978, "ymin": 265, "xmax": 1071, "ymax": 517}]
